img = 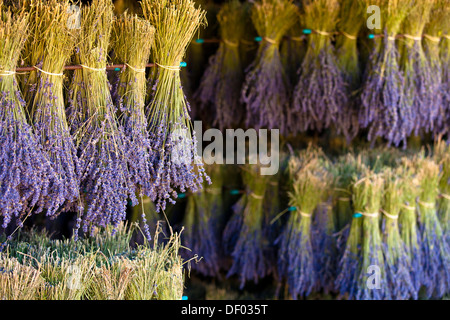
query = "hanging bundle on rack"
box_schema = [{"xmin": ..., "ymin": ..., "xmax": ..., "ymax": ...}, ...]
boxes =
[
  {"xmin": 69, "ymin": 0, "xmax": 136, "ymax": 238},
  {"xmin": 142, "ymin": 0, "xmax": 209, "ymax": 212},
  {"xmin": 292, "ymin": 0, "xmax": 348, "ymax": 135},
  {"xmin": 241, "ymin": 0, "xmax": 298, "ymax": 136},
  {"xmin": 26, "ymin": 0, "xmax": 81, "ymax": 217},
  {"xmin": 195, "ymin": 0, "xmax": 246, "ymax": 130}
]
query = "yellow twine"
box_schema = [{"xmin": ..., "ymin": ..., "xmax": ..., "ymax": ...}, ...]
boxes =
[
  {"xmin": 80, "ymin": 65, "xmax": 106, "ymax": 72},
  {"xmin": 290, "ymin": 36, "xmax": 304, "ymax": 42},
  {"xmin": 299, "ymin": 210, "xmax": 312, "ymax": 218},
  {"xmin": 401, "ymin": 204, "xmax": 416, "ymax": 211},
  {"xmin": 205, "ymin": 188, "xmax": 222, "ymax": 195},
  {"xmin": 403, "ymin": 34, "xmax": 422, "ymax": 41},
  {"xmin": 338, "ymin": 197, "xmax": 351, "ymax": 202},
  {"xmin": 417, "ymin": 200, "xmax": 435, "ymax": 208},
  {"xmin": 341, "ymin": 31, "xmax": 357, "ymax": 40},
  {"xmin": 155, "ymin": 63, "xmax": 180, "ymax": 71},
  {"xmin": 33, "ymin": 66, "xmax": 63, "ymax": 76},
  {"xmin": 0, "ymin": 70, "xmax": 16, "ymax": 76},
  {"xmin": 249, "ymin": 192, "xmax": 264, "ymax": 200},
  {"xmin": 440, "ymin": 193, "xmax": 450, "ymax": 201},
  {"xmin": 264, "ymin": 37, "xmax": 277, "ymax": 44},
  {"xmin": 423, "ymin": 34, "xmax": 441, "ymax": 43},
  {"xmin": 315, "ymin": 30, "xmax": 332, "ymax": 36},
  {"xmin": 223, "ymin": 39, "xmax": 239, "ymax": 47},
  {"xmin": 360, "ymin": 211, "xmax": 379, "ymax": 218},
  {"xmin": 380, "ymin": 209, "xmax": 398, "ymax": 220},
  {"xmin": 125, "ymin": 63, "xmax": 146, "ymax": 73}
]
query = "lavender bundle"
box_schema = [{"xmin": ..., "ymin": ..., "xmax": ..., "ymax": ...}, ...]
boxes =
[
  {"xmin": 381, "ymin": 169, "xmax": 416, "ymax": 299},
  {"xmin": 27, "ymin": 0, "xmax": 80, "ymax": 216},
  {"xmin": 354, "ymin": 171, "xmax": 387, "ymax": 300},
  {"xmin": 0, "ymin": 4, "xmax": 55, "ymax": 228},
  {"xmin": 416, "ymin": 158, "xmax": 449, "ymax": 298},
  {"xmin": 440, "ymin": 3, "xmax": 450, "ymax": 136},
  {"xmin": 436, "ymin": 146, "xmax": 450, "ymax": 235},
  {"xmin": 423, "ymin": 0, "xmax": 448, "ymax": 136},
  {"xmin": 112, "ymin": 13, "xmax": 156, "ymax": 219},
  {"xmin": 398, "ymin": 160, "xmax": 423, "ymax": 293},
  {"xmin": 359, "ymin": 0, "xmax": 411, "ymax": 147},
  {"xmin": 277, "ymin": 156, "xmax": 329, "ymax": 298},
  {"xmin": 292, "ymin": 0, "xmax": 347, "ymax": 134},
  {"xmin": 280, "ymin": 25, "xmax": 305, "ymax": 89},
  {"xmin": 241, "ymin": 0, "xmax": 298, "ymax": 135},
  {"xmin": 195, "ymin": 0, "xmax": 246, "ymax": 130},
  {"xmin": 183, "ymin": 164, "xmax": 223, "ymax": 277},
  {"xmin": 224, "ymin": 164, "xmax": 271, "ymax": 289},
  {"xmin": 400, "ymin": 1, "xmax": 437, "ymax": 136},
  {"xmin": 141, "ymin": 0, "xmax": 209, "ymax": 212},
  {"xmin": 69, "ymin": 0, "xmax": 136, "ymax": 238},
  {"xmin": 335, "ymin": 0, "xmax": 364, "ymax": 141}
]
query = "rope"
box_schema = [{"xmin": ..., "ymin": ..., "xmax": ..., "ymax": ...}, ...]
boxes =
[
  {"xmin": 0, "ymin": 70, "xmax": 16, "ymax": 76},
  {"xmin": 341, "ymin": 31, "xmax": 357, "ymax": 40},
  {"xmin": 264, "ymin": 37, "xmax": 277, "ymax": 44},
  {"xmin": 443, "ymin": 34, "xmax": 450, "ymax": 40},
  {"xmin": 290, "ymin": 36, "xmax": 305, "ymax": 42},
  {"xmin": 387, "ymin": 36, "xmax": 397, "ymax": 41},
  {"xmin": 249, "ymin": 192, "xmax": 264, "ymax": 200},
  {"xmin": 33, "ymin": 66, "xmax": 63, "ymax": 76},
  {"xmin": 315, "ymin": 30, "xmax": 332, "ymax": 36},
  {"xmin": 440, "ymin": 193, "xmax": 450, "ymax": 201},
  {"xmin": 417, "ymin": 200, "xmax": 435, "ymax": 208},
  {"xmin": 125, "ymin": 63, "xmax": 146, "ymax": 73},
  {"xmin": 80, "ymin": 65, "xmax": 106, "ymax": 72},
  {"xmin": 299, "ymin": 211, "xmax": 312, "ymax": 218},
  {"xmin": 359, "ymin": 211, "xmax": 379, "ymax": 218},
  {"xmin": 223, "ymin": 39, "xmax": 239, "ymax": 47},
  {"xmin": 338, "ymin": 197, "xmax": 351, "ymax": 202},
  {"xmin": 155, "ymin": 63, "xmax": 180, "ymax": 71},
  {"xmin": 205, "ymin": 188, "xmax": 222, "ymax": 195},
  {"xmin": 401, "ymin": 204, "xmax": 416, "ymax": 211},
  {"xmin": 403, "ymin": 34, "xmax": 422, "ymax": 41},
  {"xmin": 423, "ymin": 34, "xmax": 441, "ymax": 43},
  {"xmin": 380, "ymin": 209, "xmax": 398, "ymax": 220}
]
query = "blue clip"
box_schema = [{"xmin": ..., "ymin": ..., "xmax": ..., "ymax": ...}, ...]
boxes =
[
  {"xmin": 182, "ymin": 296, "xmax": 188, "ymax": 300},
  {"xmin": 179, "ymin": 61, "xmax": 187, "ymax": 67},
  {"xmin": 302, "ymin": 29, "xmax": 312, "ymax": 35},
  {"xmin": 230, "ymin": 189, "xmax": 241, "ymax": 195},
  {"xmin": 254, "ymin": 36, "xmax": 263, "ymax": 42},
  {"xmin": 195, "ymin": 38, "xmax": 204, "ymax": 44},
  {"xmin": 114, "ymin": 67, "xmax": 121, "ymax": 71},
  {"xmin": 368, "ymin": 34, "xmax": 375, "ymax": 39},
  {"xmin": 353, "ymin": 213, "xmax": 362, "ymax": 218},
  {"xmin": 178, "ymin": 193, "xmax": 186, "ymax": 199},
  {"xmin": 288, "ymin": 206, "xmax": 297, "ymax": 212}
]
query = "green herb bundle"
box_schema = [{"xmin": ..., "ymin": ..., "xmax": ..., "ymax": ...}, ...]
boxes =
[
  {"xmin": 141, "ymin": 0, "xmax": 209, "ymax": 212},
  {"xmin": 435, "ymin": 141, "xmax": 450, "ymax": 234},
  {"xmin": 223, "ymin": 164, "xmax": 271, "ymax": 288},
  {"xmin": 195, "ymin": 0, "xmax": 246, "ymax": 130},
  {"xmin": 381, "ymin": 168, "xmax": 416, "ymax": 299},
  {"xmin": 68, "ymin": 0, "xmax": 136, "ymax": 239},
  {"xmin": 416, "ymin": 158, "xmax": 449, "ymax": 298},
  {"xmin": 277, "ymin": 154, "xmax": 329, "ymax": 298}
]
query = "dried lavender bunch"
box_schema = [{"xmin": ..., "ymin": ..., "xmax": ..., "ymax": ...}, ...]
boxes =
[
  {"xmin": 354, "ymin": 171, "xmax": 388, "ymax": 300},
  {"xmin": 400, "ymin": 1, "xmax": 438, "ymax": 136},
  {"xmin": 241, "ymin": 0, "xmax": 298, "ymax": 136},
  {"xmin": 435, "ymin": 141, "xmax": 450, "ymax": 235},
  {"xmin": 439, "ymin": 3, "xmax": 450, "ymax": 137},
  {"xmin": 416, "ymin": 158, "xmax": 449, "ymax": 298},
  {"xmin": 397, "ymin": 159, "xmax": 423, "ymax": 293},
  {"xmin": 69, "ymin": 0, "xmax": 136, "ymax": 238},
  {"xmin": 142, "ymin": 0, "xmax": 209, "ymax": 213},
  {"xmin": 182, "ymin": 163, "xmax": 223, "ymax": 277},
  {"xmin": 335, "ymin": 0, "xmax": 365, "ymax": 141},
  {"xmin": 195, "ymin": 0, "xmax": 246, "ymax": 130},
  {"xmin": 423, "ymin": 0, "xmax": 448, "ymax": 137},
  {"xmin": 381, "ymin": 168, "xmax": 416, "ymax": 299},
  {"xmin": 0, "ymin": 4, "xmax": 55, "ymax": 228},
  {"xmin": 280, "ymin": 25, "xmax": 306, "ymax": 88},
  {"xmin": 224, "ymin": 164, "xmax": 271, "ymax": 289},
  {"xmin": 277, "ymin": 156, "xmax": 329, "ymax": 298},
  {"xmin": 359, "ymin": 0, "xmax": 411, "ymax": 147},
  {"xmin": 27, "ymin": 0, "xmax": 80, "ymax": 216},
  {"xmin": 292, "ymin": 0, "xmax": 348, "ymax": 135},
  {"xmin": 112, "ymin": 13, "xmax": 156, "ymax": 229}
]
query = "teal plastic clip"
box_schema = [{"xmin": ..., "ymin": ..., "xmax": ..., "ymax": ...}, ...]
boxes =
[
  {"xmin": 353, "ymin": 213, "xmax": 363, "ymax": 218},
  {"xmin": 302, "ymin": 29, "xmax": 312, "ymax": 35},
  {"xmin": 288, "ymin": 206, "xmax": 297, "ymax": 212},
  {"xmin": 368, "ymin": 34, "xmax": 375, "ymax": 39},
  {"xmin": 114, "ymin": 67, "xmax": 121, "ymax": 71},
  {"xmin": 182, "ymin": 296, "xmax": 188, "ymax": 300},
  {"xmin": 179, "ymin": 61, "xmax": 187, "ymax": 67},
  {"xmin": 230, "ymin": 189, "xmax": 241, "ymax": 195},
  {"xmin": 178, "ymin": 193, "xmax": 186, "ymax": 199},
  {"xmin": 254, "ymin": 36, "xmax": 263, "ymax": 42},
  {"xmin": 195, "ymin": 38, "xmax": 204, "ymax": 44}
]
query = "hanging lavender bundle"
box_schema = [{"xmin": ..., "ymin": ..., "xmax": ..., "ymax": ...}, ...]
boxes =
[
  {"xmin": 440, "ymin": 3, "xmax": 450, "ymax": 136},
  {"xmin": 280, "ymin": 25, "xmax": 306, "ymax": 90},
  {"xmin": 360, "ymin": 0, "xmax": 411, "ymax": 147},
  {"xmin": 241, "ymin": 0, "xmax": 298, "ymax": 135},
  {"xmin": 112, "ymin": 13, "xmax": 156, "ymax": 224},
  {"xmin": 183, "ymin": 163, "xmax": 223, "ymax": 277},
  {"xmin": 416, "ymin": 158, "xmax": 449, "ymax": 298},
  {"xmin": 224, "ymin": 164, "xmax": 271, "ymax": 289},
  {"xmin": 195, "ymin": 0, "xmax": 246, "ymax": 130},
  {"xmin": 423, "ymin": 0, "xmax": 448, "ymax": 137},
  {"xmin": 292, "ymin": 0, "xmax": 347, "ymax": 134},
  {"xmin": 69, "ymin": 0, "xmax": 136, "ymax": 238},
  {"xmin": 381, "ymin": 168, "xmax": 416, "ymax": 300},
  {"xmin": 26, "ymin": 0, "xmax": 80, "ymax": 216},
  {"xmin": 277, "ymin": 156, "xmax": 329, "ymax": 299},
  {"xmin": 335, "ymin": 0, "xmax": 364, "ymax": 141},
  {"xmin": 354, "ymin": 171, "xmax": 388, "ymax": 300},
  {"xmin": 400, "ymin": 1, "xmax": 437, "ymax": 136},
  {"xmin": 0, "ymin": 5, "xmax": 55, "ymax": 228},
  {"xmin": 435, "ymin": 142, "xmax": 450, "ymax": 236},
  {"xmin": 142, "ymin": 0, "xmax": 209, "ymax": 213}
]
